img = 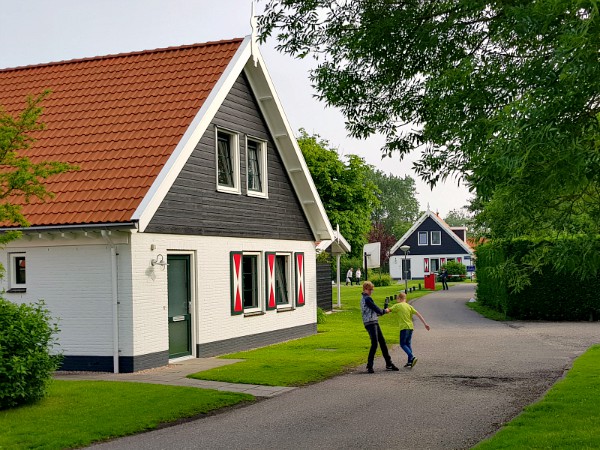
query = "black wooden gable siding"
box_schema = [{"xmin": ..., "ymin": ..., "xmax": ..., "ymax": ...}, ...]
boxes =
[
  {"xmin": 392, "ymin": 217, "xmax": 467, "ymax": 256},
  {"xmin": 146, "ymin": 73, "xmax": 314, "ymax": 241}
]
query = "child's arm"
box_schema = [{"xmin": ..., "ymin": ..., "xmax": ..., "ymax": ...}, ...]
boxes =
[{"xmin": 415, "ymin": 311, "xmax": 430, "ymax": 330}]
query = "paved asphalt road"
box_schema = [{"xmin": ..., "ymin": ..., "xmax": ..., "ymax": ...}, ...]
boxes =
[{"xmin": 90, "ymin": 284, "xmax": 599, "ymax": 450}]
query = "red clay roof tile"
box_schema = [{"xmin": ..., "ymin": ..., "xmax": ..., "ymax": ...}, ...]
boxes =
[{"xmin": 0, "ymin": 38, "xmax": 243, "ymax": 228}]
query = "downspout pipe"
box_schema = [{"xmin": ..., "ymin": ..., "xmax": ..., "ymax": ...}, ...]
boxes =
[{"xmin": 101, "ymin": 231, "xmax": 120, "ymax": 373}]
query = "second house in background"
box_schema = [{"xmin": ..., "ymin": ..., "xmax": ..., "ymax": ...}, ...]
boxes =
[{"xmin": 388, "ymin": 208, "xmax": 474, "ymax": 280}]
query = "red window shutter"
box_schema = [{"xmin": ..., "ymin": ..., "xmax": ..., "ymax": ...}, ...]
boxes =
[
  {"xmin": 424, "ymin": 258, "xmax": 429, "ymax": 273},
  {"xmin": 295, "ymin": 252, "xmax": 305, "ymax": 307},
  {"xmin": 265, "ymin": 252, "xmax": 277, "ymax": 310},
  {"xmin": 457, "ymin": 257, "xmax": 462, "ymax": 264},
  {"xmin": 230, "ymin": 251, "xmax": 243, "ymax": 315}
]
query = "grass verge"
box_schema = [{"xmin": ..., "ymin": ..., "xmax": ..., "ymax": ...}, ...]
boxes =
[
  {"xmin": 0, "ymin": 380, "xmax": 253, "ymax": 449},
  {"xmin": 466, "ymin": 300, "xmax": 512, "ymax": 321},
  {"xmin": 474, "ymin": 345, "xmax": 600, "ymax": 449},
  {"xmin": 189, "ymin": 281, "xmax": 434, "ymax": 386}
]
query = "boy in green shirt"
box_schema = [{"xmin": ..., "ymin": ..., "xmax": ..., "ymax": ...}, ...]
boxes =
[{"xmin": 389, "ymin": 292, "xmax": 430, "ymax": 368}]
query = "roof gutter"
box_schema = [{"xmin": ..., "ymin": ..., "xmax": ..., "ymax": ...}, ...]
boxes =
[{"xmin": 0, "ymin": 222, "xmax": 138, "ymax": 233}]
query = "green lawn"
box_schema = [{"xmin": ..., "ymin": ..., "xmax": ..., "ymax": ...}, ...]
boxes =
[
  {"xmin": 3, "ymin": 280, "xmax": 596, "ymax": 449},
  {"xmin": 189, "ymin": 281, "xmax": 432, "ymax": 386},
  {"xmin": 474, "ymin": 345, "xmax": 600, "ymax": 449},
  {"xmin": 0, "ymin": 381, "xmax": 252, "ymax": 449}
]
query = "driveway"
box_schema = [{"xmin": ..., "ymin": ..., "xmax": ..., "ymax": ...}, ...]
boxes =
[{"xmin": 90, "ymin": 284, "xmax": 599, "ymax": 449}]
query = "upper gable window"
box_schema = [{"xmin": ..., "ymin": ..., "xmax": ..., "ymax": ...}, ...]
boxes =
[
  {"xmin": 216, "ymin": 129, "xmax": 240, "ymax": 194},
  {"xmin": 418, "ymin": 231, "xmax": 428, "ymax": 245},
  {"xmin": 431, "ymin": 231, "xmax": 441, "ymax": 245},
  {"xmin": 246, "ymin": 138, "xmax": 268, "ymax": 198}
]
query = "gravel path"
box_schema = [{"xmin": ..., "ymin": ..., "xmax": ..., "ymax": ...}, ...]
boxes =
[{"xmin": 91, "ymin": 284, "xmax": 599, "ymax": 450}]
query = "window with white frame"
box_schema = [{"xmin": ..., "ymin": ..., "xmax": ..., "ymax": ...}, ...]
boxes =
[
  {"xmin": 8, "ymin": 253, "xmax": 26, "ymax": 291},
  {"xmin": 431, "ymin": 230, "xmax": 441, "ymax": 245},
  {"xmin": 418, "ymin": 231, "xmax": 428, "ymax": 245},
  {"xmin": 216, "ymin": 129, "xmax": 240, "ymax": 193},
  {"xmin": 246, "ymin": 138, "xmax": 268, "ymax": 197},
  {"xmin": 242, "ymin": 254, "xmax": 261, "ymax": 311},
  {"xmin": 274, "ymin": 254, "xmax": 291, "ymax": 306}
]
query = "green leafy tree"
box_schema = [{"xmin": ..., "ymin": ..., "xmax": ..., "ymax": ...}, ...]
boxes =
[
  {"xmin": 0, "ymin": 90, "xmax": 77, "ymax": 244},
  {"xmin": 259, "ymin": 1, "xmax": 600, "ymax": 277},
  {"xmin": 297, "ymin": 129, "xmax": 379, "ymax": 258},
  {"xmin": 0, "ymin": 92, "xmax": 76, "ymax": 407},
  {"xmin": 369, "ymin": 170, "xmax": 419, "ymax": 238}
]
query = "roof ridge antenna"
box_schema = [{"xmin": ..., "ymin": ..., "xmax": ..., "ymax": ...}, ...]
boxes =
[{"xmin": 250, "ymin": 1, "xmax": 259, "ymax": 67}]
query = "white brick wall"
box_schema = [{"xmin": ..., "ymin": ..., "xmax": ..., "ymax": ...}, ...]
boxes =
[
  {"xmin": 0, "ymin": 239, "xmax": 117, "ymax": 355},
  {"xmin": 0, "ymin": 231, "xmax": 318, "ymax": 360},
  {"xmin": 130, "ymin": 233, "xmax": 317, "ymax": 356},
  {"xmin": 390, "ymin": 254, "xmax": 471, "ymax": 279}
]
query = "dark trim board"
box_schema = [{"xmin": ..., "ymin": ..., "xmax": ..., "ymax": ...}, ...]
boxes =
[
  {"xmin": 316, "ymin": 262, "xmax": 333, "ymax": 311},
  {"xmin": 197, "ymin": 323, "xmax": 317, "ymax": 357},
  {"xmin": 59, "ymin": 350, "xmax": 169, "ymax": 373}
]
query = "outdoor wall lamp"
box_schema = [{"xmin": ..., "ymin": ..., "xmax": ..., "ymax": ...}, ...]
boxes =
[{"xmin": 151, "ymin": 254, "xmax": 168, "ymax": 268}]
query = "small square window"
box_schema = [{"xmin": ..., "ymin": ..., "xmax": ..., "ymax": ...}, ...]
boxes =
[
  {"xmin": 246, "ymin": 138, "xmax": 268, "ymax": 197},
  {"xmin": 8, "ymin": 253, "xmax": 27, "ymax": 292},
  {"xmin": 430, "ymin": 258, "xmax": 440, "ymax": 273},
  {"xmin": 431, "ymin": 231, "xmax": 441, "ymax": 245},
  {"xmin": 418, "ymin": 231, "xmax": 428, "ymax": 245},
  {"xmin": 216, "ymin": 129, "xmax": 240, "ymax": 193}
]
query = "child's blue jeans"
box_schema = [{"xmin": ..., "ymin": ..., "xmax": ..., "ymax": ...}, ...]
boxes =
[{"xmin": 400, "ymin": 329, "xmax": 414, "ymax": 363}]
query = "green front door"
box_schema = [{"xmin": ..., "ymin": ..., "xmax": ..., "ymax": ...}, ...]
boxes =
[{"xmin": 167, "ymin": 255, "xmax": 192, "ymax": 358}]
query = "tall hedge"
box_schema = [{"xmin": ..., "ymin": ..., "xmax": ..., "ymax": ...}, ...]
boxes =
[
  {"xmin": 0, "ymin": 298, "xmax": 62, "ymax": 409},
  {"xmin": 475, "ymin": 237, "xmax": 600, "ymax": 321}
]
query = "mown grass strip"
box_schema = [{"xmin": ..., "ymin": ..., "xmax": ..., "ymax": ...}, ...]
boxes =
[
  {"xmin": 474, "ymin": 345, "xmax": 600, "ymax": 449},
  {"xmin": 0, "ymin": 380, "xmax": 253, "ymax": 449}
]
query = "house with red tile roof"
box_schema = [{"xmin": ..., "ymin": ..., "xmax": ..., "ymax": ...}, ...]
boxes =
[
  {"xmin": 0, "ymin": 36, "xmax": 333, "ymax": 372},
  {"xmin": 388, "ymin": 207, "xmax": 474, "ymax": 280}
]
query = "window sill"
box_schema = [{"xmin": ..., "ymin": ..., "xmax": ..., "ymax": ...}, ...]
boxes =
[
  {"xmin": 7, "ymin": 288, "xmax": 26, "ymax": 293},
  {"xmin": 244, "ymin": 310, "xmax": 265, "ymax": 317},
  {"xmin": 276, "ymin": 306, "xmax": 294, "ymax": 313},
  {"xmin": 217, "ymin": 185, "xmax": 241, "ymax": 195},
  {"xmin": 247, "ymin": 190, "xmax": 268, "ymax": 199}
]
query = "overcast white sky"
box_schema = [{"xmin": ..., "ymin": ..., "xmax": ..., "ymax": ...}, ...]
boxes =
[{"xmin": 1, "ymin": 0, "xmax": 472, "ymax": 218}]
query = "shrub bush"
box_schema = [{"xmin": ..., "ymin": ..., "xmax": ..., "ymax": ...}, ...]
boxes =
[
  {"xmin": 371, "ymin": 273, "xmax": 393, "ymax": 287},
  {"xmin": 475, "ymin": 237, "xmax": 600, "ymax": 320},
  {"xmin": 0, "ymin": 298, "xmax": 62, "ymax": 409}
]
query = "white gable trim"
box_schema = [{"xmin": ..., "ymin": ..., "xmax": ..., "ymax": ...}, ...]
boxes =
[
  {"xmin": 243, "ymin": 50, "xmax": 333, "ymax": 241},
  {"xmin": 132, "ymin": 37, "xmax": 252, "ymax": 231},
  {"xmin": 132, "ymin": 37, "xmax": 333, "ymax": 241},
  {"xmin": 389, "ymin": 210, "xmax": 473, "ymax": 255}
]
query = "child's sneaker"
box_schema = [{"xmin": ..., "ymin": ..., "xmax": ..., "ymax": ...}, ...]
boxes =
[
  {"xmin": 403, "ymin": 362, "xmax": 411, "ymax": 368},
  {"xmin": 386, "ymin": 364, "xmax": 400, "ymax": 371},
  {"xmin": 410, "ymin": 357, "xmax": 418, "ymax": 368},
  {"xmin": 367, "ymin": 365, "xmax": 375, "ymax": 373}
]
